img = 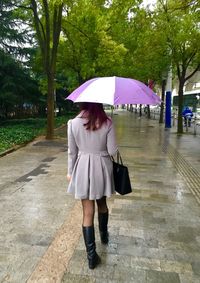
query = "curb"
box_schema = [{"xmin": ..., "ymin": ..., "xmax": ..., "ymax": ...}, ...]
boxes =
[{"xmin": 0, "ymin": 140, "xmax": 35, "ymax": 158}]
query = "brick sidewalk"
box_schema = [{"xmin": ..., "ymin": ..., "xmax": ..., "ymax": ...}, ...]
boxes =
[
  {"xmin": 1, "ymin": 110, "xmax": 200, "ymax": 283},
  {"xmin": 62, "ymin": 110, "xmax": 200, "ymax": 283}
]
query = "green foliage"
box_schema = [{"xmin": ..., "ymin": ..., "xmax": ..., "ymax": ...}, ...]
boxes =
[
  {"xmin": 0, "ymin": 0, "xmax": 32, "ymax": 55},
  {"xmin": 156, "ymin": 0, "xmax": 200, "ymax": 76},
  {"xmin": 58, "ymin": 0, "xmax": 127, "ymax": 91},
  {"xmin": 127, "ymin": 8, "xmax": 170, "ymax": 83},
  {"xmin": 0, "ymin": 0, "xmax": 199, "ymax": 138},
  {"xmin": 0, "ymin": 50, "xmax": 43, "ymax": 118},
  {"xmin": 155, "ymin": 0, "xmax": 200, "ymax": 133},
  {"xmin": 0, "ymin": 0, "xmax": 43, "ymax": 119},
  {"xmin": 0, "ymin": 114, "xmax": 74, "ymax": 153},
  {"xmin": 0, "ymin": 118, "xmax": 45, "ymax": 152}
]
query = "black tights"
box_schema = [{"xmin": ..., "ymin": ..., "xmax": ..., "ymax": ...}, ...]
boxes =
[{"xmin": 81, "ymin": 196, "xmax": 108, "ymax": 227}]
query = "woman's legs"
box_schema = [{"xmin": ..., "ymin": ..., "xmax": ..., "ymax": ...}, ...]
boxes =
[
  {"xmin": 81, "ymin": 197, "xmax": 108, "ymax": 225},
  {"xmin": 81, "ymin": 199, "xmax": 95, "ymax": 226},
  {"xmin": 96, "ymin": 197, "xmax": 109, "ymax": 244},
  {"xmin": 81, "ymin": 199, "xmax": 100, "ymax": 269},
  {"xmin": 96, "ymin": 196, "xmax": 108, "ymax": 214}
]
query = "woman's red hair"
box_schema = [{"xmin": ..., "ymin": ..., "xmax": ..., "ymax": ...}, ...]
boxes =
[{"xmin": 79, "ymin": 102, "xmax": 110, "ymax": 131}]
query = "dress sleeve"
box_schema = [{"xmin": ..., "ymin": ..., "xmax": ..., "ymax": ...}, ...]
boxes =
[
  {"xmin": 67, "ymin": 120, "xmax": 78, "ymax": 175},
  {"xmin": 107, "ymin": 120, "xmax": 118, "ymax": 156}
]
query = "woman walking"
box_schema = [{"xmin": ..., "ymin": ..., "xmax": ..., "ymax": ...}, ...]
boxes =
[{"xmin": 67, "ymin": 102, "xmax": 118, "ymax": 269}]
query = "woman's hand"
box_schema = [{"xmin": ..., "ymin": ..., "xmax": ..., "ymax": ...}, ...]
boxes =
[{"xmin": 67, "ymin": 174, "xmax": 72, "ymax": 182}]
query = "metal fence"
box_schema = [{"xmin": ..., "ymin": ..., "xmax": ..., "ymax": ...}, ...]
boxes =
[{"xmin": 149, "ymin": 109, "xmax": 200, "ymax": 136}]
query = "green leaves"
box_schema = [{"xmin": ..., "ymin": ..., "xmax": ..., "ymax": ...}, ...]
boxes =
[
  {"xmin": 0, "ymin": 0, "xmax": 31, "ymax": 54},
  {"xmin": 58, "ymin": 0, "xmax": 128, "ymax": 89},
  {"xmin": 0, "ymin": 115, "xmax": 73, "ymax": 153},
  {"xmin": 155, "ymin": 0, "xmax": 200, "ymax": 133},
  {"xmin": 0, "ymin": 50, "xmax": 42, "ymax": 118},
  {"xmin": 0, "ymin": 119, "xmax": 44, "ymax": 152}
]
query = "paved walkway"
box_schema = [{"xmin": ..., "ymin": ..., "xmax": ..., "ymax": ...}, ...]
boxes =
[{"xmin": 0, "ymin": 110, "xmax": 200, "ymax": 283}]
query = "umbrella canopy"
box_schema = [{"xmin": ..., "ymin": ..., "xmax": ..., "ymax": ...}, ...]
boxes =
[{"xmin": 66, "ymin": 76, "xmax": 161, "ymax": 105}]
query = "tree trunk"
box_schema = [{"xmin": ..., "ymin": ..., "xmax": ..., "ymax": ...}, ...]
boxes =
[
  {"xmin": 46, "ymin": 73, "xmax": 55, "ymax": 139},
  {"xmin": 139, "ymin": 104, "xmax": 142, "ymax": 117},
  {"xmin": 30, "ymin": 1, "xmax": 63, "ymax": 140},
  {"xmin": 147, "ymin": 105, "xmax": 150, "ymax": 119},
  {"xmin": 177, "ymin": 79, "xmax": 185, "ymax": 134},
  {"xmin": 159, "ymin": 79, "xmax": 166, "ymax": 124}
]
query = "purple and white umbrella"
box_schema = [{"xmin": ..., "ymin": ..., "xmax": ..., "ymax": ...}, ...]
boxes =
[{"xmin": 66, "ymin": 76, "xmax": 161, "ymax": 105}]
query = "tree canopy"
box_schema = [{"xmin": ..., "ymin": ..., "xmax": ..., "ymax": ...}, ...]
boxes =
[
  {"xmin": 1, "ymin": 0, "xmax": 200, "ymax": 135},
  {"xmin": 155, "ymin": 0, "xmax": 200, "ymax": 133}
]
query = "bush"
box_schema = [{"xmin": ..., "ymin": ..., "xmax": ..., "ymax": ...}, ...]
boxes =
[{"xmin": 0, "ymin": 113, "xmax": 76, "ymax": 154}]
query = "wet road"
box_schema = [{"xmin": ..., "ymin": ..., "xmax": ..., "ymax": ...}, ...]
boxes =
[{"xmin": 0, "ymin": 110, "xmax": 200, "ymax": 283}]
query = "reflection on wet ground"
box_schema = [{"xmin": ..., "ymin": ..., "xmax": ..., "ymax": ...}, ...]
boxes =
[
  {"xmin": 1, "ymin": 110, "xmax": 200, "ymax": 283},
  {"xmin": 62, "ymin": 110, "xmax": 200, "ymax": 283}
]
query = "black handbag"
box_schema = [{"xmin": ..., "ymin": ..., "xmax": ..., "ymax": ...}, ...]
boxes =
[{"xmin": 111, "ymin": 151, "xmax": 132, "ymax": 195}]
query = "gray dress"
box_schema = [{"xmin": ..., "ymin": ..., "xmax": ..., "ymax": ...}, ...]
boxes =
[{"xmin": 67, "ymin": 115, "xmax": 118, "ymax": 200}]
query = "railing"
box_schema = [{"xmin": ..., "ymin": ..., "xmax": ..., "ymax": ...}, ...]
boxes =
[
  {"xmin": 149, "ymin": 110, "xmax": 200, "ymax": 135},
  {"xmin": 127, "ymin": 106, "xmax": 200, "ymax": 135}
]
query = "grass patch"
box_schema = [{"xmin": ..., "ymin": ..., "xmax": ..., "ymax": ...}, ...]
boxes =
[{"xmin": 0, "ymin": 113, "xmax": 76, "ymax": 154}]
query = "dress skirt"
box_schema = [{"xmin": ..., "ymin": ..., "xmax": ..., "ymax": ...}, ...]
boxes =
[{"xmin": 67, "ymin": 151, "xmax": 115, "ymax": 200}]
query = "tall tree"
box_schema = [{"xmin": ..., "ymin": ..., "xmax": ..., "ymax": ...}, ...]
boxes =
[
  {"xmin": 0, "ymin": 50, "xmax": 41, "ymax": 118},
  {"xmin": 0, "ymin": 0, "xmax": 41, "ymax": 118},
  {"xmin": 31, "ymin": 0, "xmax": 63, "ymax": 138},
  {"xmin": 105, "ymin": 1, "xmax": 170, "ymax": 123},
  {"xmin": 25, "ymin": 0, "xmax": 64, "ymax": 139},
  {"xmin": 0, "ymin": 0, "xmax": 27, "ymax": 53},
  {"xmin": 156, "ymin": 0, "xmax": 200, "ymax": 133}
]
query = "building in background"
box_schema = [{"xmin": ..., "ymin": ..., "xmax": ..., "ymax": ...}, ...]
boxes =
[{"xmin": 172, "ymin": 71, "xmax": 200, "ymax": 112}]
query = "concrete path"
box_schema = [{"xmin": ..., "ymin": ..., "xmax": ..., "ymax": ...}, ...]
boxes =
[{"xmin": 0, "ymin": 110, "xmax": 200, "ymax": 283}]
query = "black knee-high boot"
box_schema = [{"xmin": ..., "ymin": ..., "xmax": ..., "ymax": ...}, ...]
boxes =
[
  {"xmin": 98, "ymin": 211, "xmax": 109, "ymax": 244},
  {"xmin": 82, "ymin": 226, "xmax": 101, "ymax": 269}
]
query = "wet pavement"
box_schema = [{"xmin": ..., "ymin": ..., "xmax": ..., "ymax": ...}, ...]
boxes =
[{"xmin": 0, "ymin": 110, "xmax": 200, "ymax": 283}]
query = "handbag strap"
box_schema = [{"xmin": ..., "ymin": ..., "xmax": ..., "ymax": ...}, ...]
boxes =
[
  {"xmin": 117, "ymin": 151, "xmax": 123, "ymax": 165},
  {"xmin": 111, "ymin": 151, "xmax": 123, "ymax": 165}
]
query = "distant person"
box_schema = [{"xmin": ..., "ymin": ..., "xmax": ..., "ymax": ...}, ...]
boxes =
[
  {"xmin": 67, "ymin": 102, "xmax": 118, "ymax": 269},
  {"xmin": 182, "ymin": 106, "xmax": 193, "ymax": 127}
]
